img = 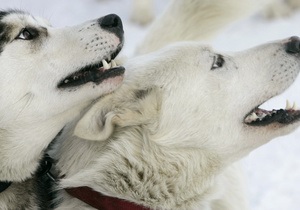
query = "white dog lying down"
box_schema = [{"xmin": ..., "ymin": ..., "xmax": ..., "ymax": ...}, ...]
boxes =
[
  {"xmin": 135, "ymin": 0, "xmax": 263, "ymax": 55},
  {"xmin": 0, "ymin": 10, "xmax": 125, "ymax": 209},
  {"xmin": 130, "ymin": 0, "xmax": 300, "ymax": 26},
  {"xmin": 52, "ymin": 37, "xmax": 300, "ymax": 210}
]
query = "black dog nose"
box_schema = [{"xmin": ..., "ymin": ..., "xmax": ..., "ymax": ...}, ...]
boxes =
[
  {"xmin": 98, "ymin": 14, "xmax": 123, "ymax": 35},
  {"xmin": 285, "ymin": 36, "xmax": 300, "ymax": 54},
  {"xmin": 98, "ymin": 14, "xmax": 123, "ymax": 40}
]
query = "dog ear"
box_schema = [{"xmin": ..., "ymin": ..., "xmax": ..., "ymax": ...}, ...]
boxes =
[
  {"xmin": 74, "ymin": 104, "xmax": 116, "ymax": 141},
  {"xmin": 74, "ymin": 87, "xmax": 161, "ymax": 141}
]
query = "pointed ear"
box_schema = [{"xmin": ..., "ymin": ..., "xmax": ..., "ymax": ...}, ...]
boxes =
[
  {"xmin": 74, "ymin": 104, "xmax": 116, "ymax": 141},
  {"xmin": 74, "ymin": 86, "xmax": 161, "ymax": 141}
]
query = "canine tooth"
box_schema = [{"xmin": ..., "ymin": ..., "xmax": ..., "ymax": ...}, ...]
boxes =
[
  {"xmin": 245, "ymin": 113, "xmax": 258, "ymax": 123},
  {"xmin": 286, "ymin": 100, "xmax": 292, "ymax": 110},
  {"xmin": 102, "ymin": 60, "xmax": 110, "ymax": 69},
  {"xmin": 111, "ymin": 60, "xmax": 117, "ymax": 68},
  {"xmin": 292, "ymin": 102, "xmax": 297, "ymax": 110},
  {"xmin": 64, "ymin": 79, "xmax": 69, "ymax": 83},
  {"xmin": 252, "ymin": 112, "xmax": 258, "ymax": 119}
]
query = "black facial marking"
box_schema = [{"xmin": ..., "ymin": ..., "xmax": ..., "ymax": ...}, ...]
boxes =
[
  {"xmin": 0, "ymin": 11, "xmax": 13, "ymax": 53},
  {"xmin": 0, "ymin": 10, "xmax": 28, "ymax": 53}
]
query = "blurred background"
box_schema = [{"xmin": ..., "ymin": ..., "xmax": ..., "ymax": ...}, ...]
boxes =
[{"xmin": 0, "ymin": 0, "xmax": 299, "ymax": 209}]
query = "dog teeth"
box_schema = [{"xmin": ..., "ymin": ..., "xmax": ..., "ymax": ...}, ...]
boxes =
[
  {"xmin": 102, "ymin": 59, "xmax": 118, "ymax": 69},
  {"xmin": 245, "ymin": 112, "xmax": 258, "ymax": 123},
  {"xmin": 285, "ymin": 100, "xmax": 298, "ymax": 110},
  {"xmin": 64, "ymin": 79, "xmax": 69, "ymax": 84},
  {"xmin": 292, "ymin": 102, "xmax": 297, "ymax": 110},
  {"xmin": 111, "ymin": 60, "xmax": 117, "ymax": 68},
  {"xmin": 246, "ymin": 100, "xmax": 299, "ymax": 124},
  {"xmin": 102, "ymin": 60, "xmax": 111, "ymax": 69},
  {"xmin": 286, "ymin": 100, "xmax": 292, "ymax": 110}
]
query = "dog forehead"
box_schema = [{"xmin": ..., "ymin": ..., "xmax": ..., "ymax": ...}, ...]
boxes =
[
  {"xmin": 169, "ymin": 42, "xmax": 213, "ymax": 56},
  {"xmin": 1, "ymin": 10, "xmax": 51, "ymax": 28}
]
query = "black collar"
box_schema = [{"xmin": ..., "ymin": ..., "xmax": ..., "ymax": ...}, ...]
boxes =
[{"xmin": 0, "ymin": 154, "xmax": 55, "ymax": 194}]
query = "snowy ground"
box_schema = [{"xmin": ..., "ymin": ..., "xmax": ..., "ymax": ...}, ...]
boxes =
[{"xmin": 0, "ymin": 0, "xmax": 299, "ymax": 209}]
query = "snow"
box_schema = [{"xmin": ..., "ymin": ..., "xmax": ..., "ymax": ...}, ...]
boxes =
[{"xmin": 0, "ymin": 0, "xmax": 299, "ymax": 209}]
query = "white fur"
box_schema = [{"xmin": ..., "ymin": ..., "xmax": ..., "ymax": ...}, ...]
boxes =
[
  {"xmin": 263, "ymin": 0, "xmax": 300, "ymax": 18},
  {"xmin": 131, "ymin": 0, "xmax": 300, "ymax": 54},
  {"xmin": 129, "ymin": 0, "xmax": 300, "ymax": 28},
  {"xmin": 0, "ymin": 11, "xmax": 124, "ymax": 209},
  {"xmin": 47, "ymin": 0, "xmax": 300, "ymax": 209},
  {"xmin": 131, "ymin": 0, "xmax": 154, "ymax": 25},
  {"xmin": 53, "ymin": 38, "xmax": 300, "ymax": 210},
  {"xmin": 135, "ymin": 0, "xmax": 269, "ymax": 54}
]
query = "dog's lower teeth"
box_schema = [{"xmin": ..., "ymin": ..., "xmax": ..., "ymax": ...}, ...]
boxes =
[
  {"xmin": 111, "ymin": 60, "xmax": 117, "ymax": 68},
  {"xmin": 259, "ymin": 113, "xmax": 267, "ymax": 118},
  {"xmin": 245, "ymin": 98, "xmax": 300, "ymax": 124},
  {"xmin": 245, "ymin": 112, "xmax": 258, "ymax": 123}
]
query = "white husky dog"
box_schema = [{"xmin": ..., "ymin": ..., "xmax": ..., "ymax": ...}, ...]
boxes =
[
  {"xmin": 54, "ymin": 37, "xmax": 300, "ymax": 210},
  {"xmin": 49, "ymin": 1, "xmax": 300, "ymax": 209},
  {"xmin": 0, "ymin": 10, "xmax": 125, "ymax": 209}
]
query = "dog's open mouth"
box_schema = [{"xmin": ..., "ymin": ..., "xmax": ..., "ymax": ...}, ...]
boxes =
[
  {"xmin": 244, "ymin": 100, "xmax": 300, "ymax": 126},
  {"xmin": 58, "ymin": 51, "xmax": 125, "ymax": 89}
]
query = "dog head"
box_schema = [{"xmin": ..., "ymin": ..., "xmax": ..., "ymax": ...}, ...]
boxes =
[
  {"xmin": 0, "ymin": 10, "xmax": 125, "ymax": 124},
  {"xmin": 0, "ymin": 10, "xmax": 125, "ymax": 181},
  {"xmin": 75, "ymin": 37, "xmax": 300, "ymax": 164}
]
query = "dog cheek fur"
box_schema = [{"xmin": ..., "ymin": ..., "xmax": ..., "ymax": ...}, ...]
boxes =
[
  {"xmin": 62, "ymin": 129, "xmax": 225, "ymax": 210},
  {"xmin": 62, "ymin": 88, "xmax": 231, "ymax": 210}
]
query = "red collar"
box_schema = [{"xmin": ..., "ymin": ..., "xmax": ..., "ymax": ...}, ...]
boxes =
[{"xmin": 65, "ymin": 187, "xmax": 151, "ymax": 210}]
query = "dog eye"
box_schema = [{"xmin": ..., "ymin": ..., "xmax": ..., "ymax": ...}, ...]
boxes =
[
  {"xmin": 16, "ymin": 28, "xmax": 37, "ymax": 40},
  {"xmin": 211, "ymin": 55, "xmax": 225, "ymax": 70}
]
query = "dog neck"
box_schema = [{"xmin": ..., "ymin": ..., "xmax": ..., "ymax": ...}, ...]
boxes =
[
  {"xmin": 65, "ymin": 187, "xmax": 151, "ymax": 210},
  {"xmin": 59, "ymin": 131, "xmax": 222, "ymax": 209}
]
